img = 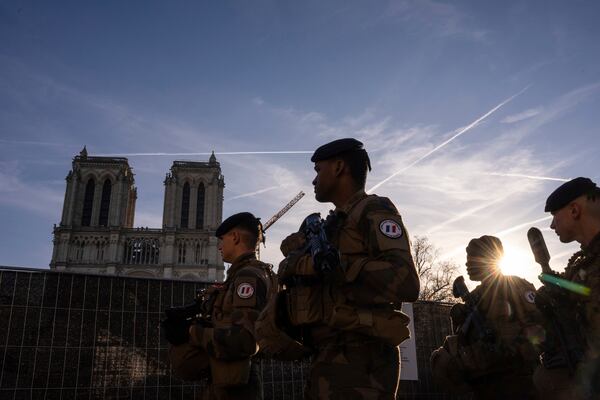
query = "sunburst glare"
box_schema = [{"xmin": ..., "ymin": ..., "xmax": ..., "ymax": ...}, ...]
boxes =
[{"xmin": 499, "ymin": 246, "xmax": 531, "ymax": 276}]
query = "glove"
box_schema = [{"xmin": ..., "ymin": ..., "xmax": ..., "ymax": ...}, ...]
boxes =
[
  {"xmin": 280, "ymin": 232, "xmax": 306, "ymax": 257},
  {"xmin": 161, "ymin": 317, "xmax": 191, "ymax": 345},
  {"xmin": 450, "ymin": 303, "xmax": 468, "ymax": 330},
  {"xmin": 534, "ymin": 285, "xmax": 566, "ymax": 311},
  {"xmin": 540, "ymin": 350, "xmax": 568, "ymax": 369}
]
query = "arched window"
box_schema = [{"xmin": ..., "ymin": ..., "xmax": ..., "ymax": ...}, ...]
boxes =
[
  {"xmin": 181, "ymin": 182, "xmax": 190, "ymax": 228},
  {"xmin": 81, "ymin": 178, "xmax": 95, "ymax": 226},
  {"xmin": 98, "ymin": 179, "xmax": 112, "ymax": 227},
  {"xmin": 196, "ymin": 183, "xmax": 205, "ymax": 229},
  {"xmin": 178, "ymin": 241, "xmax": 187, "ymax": 264}
]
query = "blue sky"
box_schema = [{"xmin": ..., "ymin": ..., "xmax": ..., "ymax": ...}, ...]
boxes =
[{"xmin": 1, "ymin": 1, "xmax": 599, "ymax": 285}]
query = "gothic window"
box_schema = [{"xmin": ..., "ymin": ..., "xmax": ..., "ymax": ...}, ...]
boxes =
[
  {"xmin": 72, "ymin": 240, "xmax": 85, "ymax": 261},
  {"xmin": 181, "ymin": 182, "xmax": 190, "ymax": 228},
  {"xmin": 123, "ymin": 238, "xmax": 160, "ymax": 265},
  {"xmin": 194, "ymin": 242, "xmax": 201, "ymax": 263},
  {"xmin": 196, "ymin": 183, "xmax": 205, "ymax": 229},
  {"xmin": 81, "ymin": 178, "xmax": 95, "ymax": 226},
  {"xmin": 98, "ymin": 179, "xmax": 112, "ymax": 227},
  {"xmin": 178, "ymin": 241, "xmax": 187, "ymax": 264}
]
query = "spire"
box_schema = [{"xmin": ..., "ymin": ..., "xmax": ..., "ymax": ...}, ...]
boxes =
[
  {"xmin": 80, "ymin": 145, "xmax": 88, "ymax": 159},
  {"xmin": 209, "ymin": 150, "xmax": 217, "ymax": 165}
]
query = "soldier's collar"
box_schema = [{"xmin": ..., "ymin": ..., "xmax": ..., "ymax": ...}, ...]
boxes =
[
  {"xmin": 335, "ymin": 190, "xmax": 368, "ymax": 214},
  {"xmin": 227, "ymin": 251, "xmax": 257, "ymax": 277},
  {"xmin": 582, "ymin": 230, "xmax": 600, "ymax": 255}
]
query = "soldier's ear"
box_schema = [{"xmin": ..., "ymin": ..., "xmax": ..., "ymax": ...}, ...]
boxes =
[
  {"xmin": 333, "ymin": 159, "xmax": 345, "ymax": 177},
  {"xmin": 231, "ymin": 229, "xmax": 241, "ymax": 245},
  {"xmin": 570, "ymin": 201, "xmax": 582, "ymax": 220}
]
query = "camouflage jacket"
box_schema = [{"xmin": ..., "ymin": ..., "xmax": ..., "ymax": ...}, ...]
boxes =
[
  {"xmin": 467, "ymin": 276, "xmax": 541, "ymax": 359},
  {"xmin": 562, "ymin": 231, "xmax": 600, "ymax": 360},
  {"xmin": 189, "ymin": 252, "xmax": 275, "ymax": 360},
  {"xmin": 446, "ymin": 275, "xmax": 542, "ymax": 379},
  {"xmin": 281, "ymin": 190, "xmax": 420, "ymax": 344},
  {"xmin": 329, "ymin": 191, "xmax": 419, "ymax": 306}
]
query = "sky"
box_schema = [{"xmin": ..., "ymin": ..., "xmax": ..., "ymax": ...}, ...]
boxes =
[{"xmin": 1, "ymin": 1, "xmax": 599, "ymax": 287}]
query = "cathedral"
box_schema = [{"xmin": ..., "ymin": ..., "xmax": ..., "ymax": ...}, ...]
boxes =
[{"xmin": 50, "ymin": 147, "xmax": 225, "ymax": 281}]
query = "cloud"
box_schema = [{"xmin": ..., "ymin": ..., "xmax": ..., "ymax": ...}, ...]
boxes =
[
  {"xmin": 500, "ymin": 107, "xmax": 543, "ymax": 124},
  {"xmin": 0, "ymin": 162, "xmax": 64, "ymax": 218},
  {"xmin": 383, "ymin": 0, "xmax": 489, "ymax": 42}
]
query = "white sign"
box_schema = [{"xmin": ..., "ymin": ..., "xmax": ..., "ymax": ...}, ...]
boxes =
[{"xmin": 399, "ymin": 303, "xmax": 418, "ymax": 381}]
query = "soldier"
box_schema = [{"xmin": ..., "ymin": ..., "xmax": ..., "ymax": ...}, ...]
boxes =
[
  {"xmin": 259, "ymin": 138, "xmax": 419, "ymax": 399},
  {"xmin": 430, "ymin": 235, "xmax": 543, "ymax": 400},
  {"xmin": 162, "ymin": 212, "xmax": 275, "ymax": 400},
  {"xmin": 533, "ymin": 177, "xmax": 600, "ymax": 400}
]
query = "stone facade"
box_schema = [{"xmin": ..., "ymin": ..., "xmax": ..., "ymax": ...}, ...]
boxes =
[{"xmin": 50, "ymin": 148, "xmax": 225, "ymax": 282}]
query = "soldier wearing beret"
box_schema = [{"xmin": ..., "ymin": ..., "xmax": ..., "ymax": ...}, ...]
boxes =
[
  {"xmin": 164, "ymin": 212, "xmax": 276, "ymax": 400},
  {"xmin": 533, "ymin": 177, "xmax": 600, "ymax": 400},
  {"xmin": 262, "ymin": 138, "xmax": 420, "ymax": 398},
  {"xmin": 430, "ymin": 235, "xmax": 543, "ymax": 399}
]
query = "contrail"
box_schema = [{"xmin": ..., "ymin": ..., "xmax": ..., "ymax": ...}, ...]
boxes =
[
  {"xmin": 367, "ymin": 86, "xmax": 530, "ymax": 193},
  {"xmin": 0, "ymin": 139, "xmax": 75, "ymax": 147},
  {"xmin": 226, "ymin": 186, "xmax": 281, "ymax": 201},
  {"xmin": 493, "ymin": 216, "xmax": 552, "ymax": 237},
  {"xmin": 426, "ymin": 196, "xmax": 509, "ymax": 235},
  {"xmin": 440, "ymin": 215, "xmax": 553, "ymax": 260},
  {"xmin": 488, "ymin": 172, "xmax": 569, "ymax": 182},
  {"xmin": 97, "ymin": 151, "xmax": 313, "ymax": 157}
]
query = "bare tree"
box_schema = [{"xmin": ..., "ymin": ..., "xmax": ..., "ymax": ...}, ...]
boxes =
[{"xmin": 412, "ymin": 235, "xmax": 460, "ymax": 303}]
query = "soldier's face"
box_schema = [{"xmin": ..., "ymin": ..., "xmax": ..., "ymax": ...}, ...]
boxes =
[
  {"xmin": 550, "ymin": 205, "xmax": 577, "ymax": 243},
  {"xmin": 465, "ymin": 255, "xmax": 493, "ymax": 281},
  {"xmin": 312, "ymin": 160, "xmax": 337, "ymax": 202},
  {"xmin": 218, "ymin": 232, "xmax": 235, "ymax": 263}
]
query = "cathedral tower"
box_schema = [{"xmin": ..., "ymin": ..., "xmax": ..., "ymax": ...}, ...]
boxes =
[{"xmin": 50, "ymin": 148, "xmax": 224, "ymax": 282}]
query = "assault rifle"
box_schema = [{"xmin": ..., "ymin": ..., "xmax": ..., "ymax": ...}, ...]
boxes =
[
  {"xmin": 452, "ymin": 276, "xmax": 495, "ymax": 347},
  {"xmin": 301, "ymin": 213, "xmax": 340, "ymax": 275},
  {"xmin": 164, "ymin": 288, "xmax": 214, "ymax": 327},
  {"xmin": 527, "ymin": 227, "xmax": 585, "ymax": 374}
]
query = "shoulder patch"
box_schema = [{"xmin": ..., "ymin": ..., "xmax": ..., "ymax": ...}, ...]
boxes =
[
  {"xmin": 379, "ymin": 219, "xmax": 403, "ymax": 238},
  {"xmin": 524, "ymin": 290, "xmax": 536, "ymax": 304},
  {"xmin": 236, "ymin": 283, "xmax": 255, "ymax": 299}
]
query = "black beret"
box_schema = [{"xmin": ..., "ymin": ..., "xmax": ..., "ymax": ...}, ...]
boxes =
[
  {"xmin": 545, "ymin": 177, "xmax": 599, "ymax": 212},
  {"xmin": 466, "ymin": 235, "xmax": 504, "ymax": 260},
  {"xmin": 311, "ymin": 138, "xmax": 365, "ymax": 162},
  {"xmin": 215, "ymin": 212, "xmax": 262, "ymax": 238}
]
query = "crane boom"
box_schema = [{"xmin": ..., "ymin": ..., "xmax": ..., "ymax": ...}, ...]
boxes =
[
  {"xmin": 263, "ymin": 191, "xmax": 305, "ymax": 231},
  {"xmin": 256, "ymin": 191, "xmax": 305, "ymax": 260}
]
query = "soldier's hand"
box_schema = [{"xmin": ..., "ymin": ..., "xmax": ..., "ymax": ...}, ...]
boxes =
[
  {"xmin": 161, "ymin": 317, "xmax": 191, "ymax": 345},
  {"xmin": 280, "ymin": 232, "xmax": 306, "ymax": 257}
]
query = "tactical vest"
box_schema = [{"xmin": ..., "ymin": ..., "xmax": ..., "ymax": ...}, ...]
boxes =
[{"xmin": 285, "ymin": 194, "xmax": 411, "ymax": 346}]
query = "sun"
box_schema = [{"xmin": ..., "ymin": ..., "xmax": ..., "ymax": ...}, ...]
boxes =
[{"xmin": 498, "ymin": 246, "xmax": 531, "ymax": 276}]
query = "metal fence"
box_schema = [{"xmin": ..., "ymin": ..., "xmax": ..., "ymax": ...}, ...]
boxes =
[{"xmin": 0, "ymin": 267, "xmax": 458, "ymax": 400}]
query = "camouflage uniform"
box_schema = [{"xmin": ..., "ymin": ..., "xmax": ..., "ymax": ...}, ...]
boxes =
[
  {"xmin": 169, "ymin": 252, "xmax": 275, "ymax": 400},
  {"xmin": 279, "ymin": 191, "xmax": 419, "ymax": 399},
  {"xmin": 533, "ymin": 232, "xmax": 600, "ymax": 400},
  {"xmin": 433, "ymin": 275, "xmax": 542, "ymax": 399}
]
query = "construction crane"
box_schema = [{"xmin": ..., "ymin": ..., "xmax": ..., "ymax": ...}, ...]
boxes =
[{"xmin": 256, "ymin": 191, "xmax": 305, "ymax": 260}]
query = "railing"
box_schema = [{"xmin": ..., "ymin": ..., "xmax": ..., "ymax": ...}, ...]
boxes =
[{"xmin": 0, "ymin": 267, "xmax": 462, "ymax": 400}]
